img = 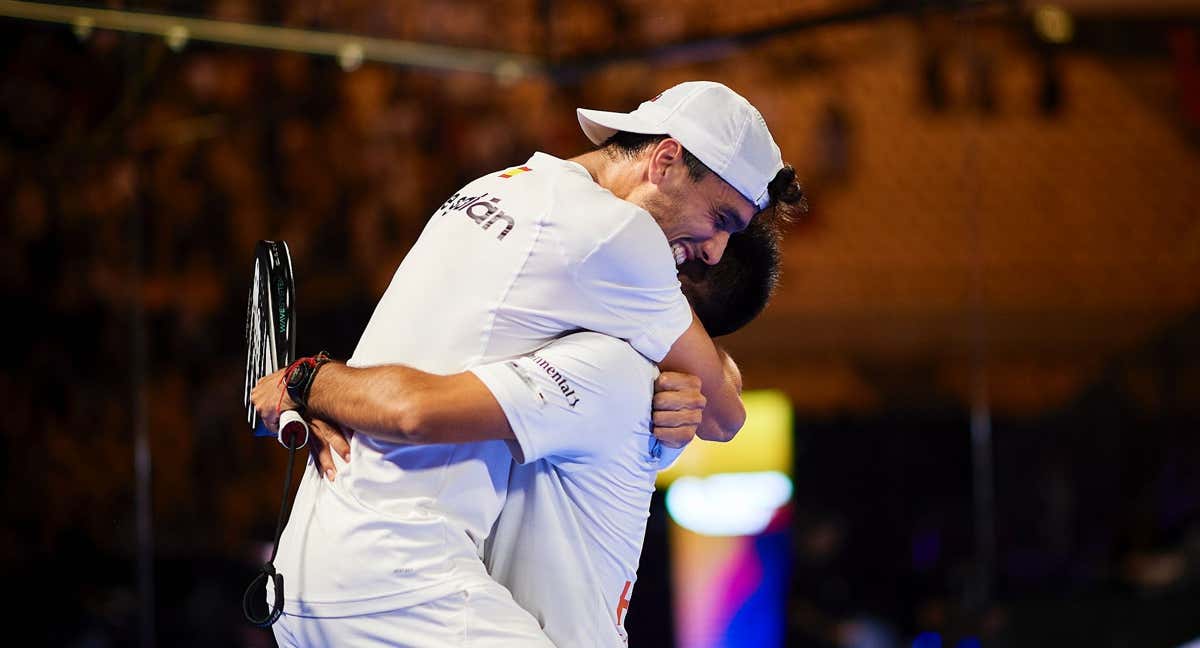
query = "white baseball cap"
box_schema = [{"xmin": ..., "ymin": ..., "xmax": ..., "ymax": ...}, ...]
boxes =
[{"xmin": 577, "ymin": 81, "xmax": 784, "ymax": 211}]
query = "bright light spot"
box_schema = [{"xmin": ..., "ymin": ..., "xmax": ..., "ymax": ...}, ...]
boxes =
[
  {"xmin": 165, "ymin": 25, "xmax": 189, "ymax": 52},
  {"xmin": 665, "ymin": 471, "xmax": 792, "ymax": 537},
  {"xmin": 1033, "ymin": 5, "xmax": 1073, "ymax": 44},
  {"xmin": 72, "ymin": 15, "xmax": 95, "ymax": 41},
  {"xmin": 339, "ymin": 42, "xmax": 364, "ymax": 71},
  {"xmin": 495, "ymin": 60, "xmax": 525, "ymax": 86}
]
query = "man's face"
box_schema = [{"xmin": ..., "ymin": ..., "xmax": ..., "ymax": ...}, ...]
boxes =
[{"xmin": 627, "ymin": 140, "xmax": 758, "ymax": 267}]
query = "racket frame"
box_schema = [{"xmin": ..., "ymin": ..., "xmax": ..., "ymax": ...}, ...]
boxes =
[{"xmin": 245, "ymin": 240, "xmax": 298, "ymax": 438}]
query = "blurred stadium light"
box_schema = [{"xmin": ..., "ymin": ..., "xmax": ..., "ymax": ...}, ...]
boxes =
[
  {"xmin": 666, "ymin": 471, "xmax": 793, "ymax": 537},
  {"xmin": 0, "ymin": 0, "xmax": 542, "ymax": 78},
  {"xmin": 1028, "ymin": 0, "xmax": 1200, "ymax": 15},
  {"xmin": 658, "ymin": 389, "xmax": 793, "ymax": 485},
  {"xmin": 662, "ymin": 390, "xmax": 794, "ymax": 648}
]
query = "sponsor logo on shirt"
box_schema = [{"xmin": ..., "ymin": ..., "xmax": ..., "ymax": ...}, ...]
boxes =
[
  {"xmin": 436, "ymin": 191, "xmax": 515, "ymax": 241},
  {"xmin": 615, "ymin": 579, "xmax": 633, "ymax": 627},
  {"xmin": 529, "ymin": 353, "xmax": 580, "ymax": 408}
]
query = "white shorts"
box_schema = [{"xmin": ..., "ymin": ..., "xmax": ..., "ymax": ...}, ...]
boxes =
[{"xmin": 272, "ymin": 578, "xmax": 555, "ymax": 648}]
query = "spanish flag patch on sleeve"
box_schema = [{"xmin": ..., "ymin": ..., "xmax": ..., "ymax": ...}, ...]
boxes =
[{"xmin": 498, "ymin": 166, "xmax": 532, "ymax": 179}]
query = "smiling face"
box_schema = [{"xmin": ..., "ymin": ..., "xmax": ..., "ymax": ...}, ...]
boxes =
[{"xmin": 624, "ymin": 138, "xmax": 758, "ymax": 267}]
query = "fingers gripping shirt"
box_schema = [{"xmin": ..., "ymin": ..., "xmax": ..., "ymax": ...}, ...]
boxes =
[{"xmin": 472, "ymin": 332, "xmax": 682, "ymax": 647}]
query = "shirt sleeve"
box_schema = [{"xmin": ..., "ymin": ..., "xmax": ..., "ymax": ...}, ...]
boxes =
[
  {"xmin": 469, "ymin": 333, "xmax": 656, "ymax": 465},
  {"xmin": 570, "ymin": 212, "xmax": 694, "ymax": 363}
]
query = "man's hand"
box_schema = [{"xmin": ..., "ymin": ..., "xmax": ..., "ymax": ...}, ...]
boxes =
[
  {"xmin": 250, "ymin": 368, "xmax": 297, "ymax": 434},
  {"xmin": 310, "ymin": 418, "xmax": 352, "ymax": 481},
  {"xmin": 651, "ymin": 371, "xmax": 705, "ymax": 449}
]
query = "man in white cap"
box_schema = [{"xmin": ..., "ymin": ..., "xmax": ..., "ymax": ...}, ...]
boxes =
[{"xmin": 253, "ymin": 81, "xmax": 805, "ymax": 645}]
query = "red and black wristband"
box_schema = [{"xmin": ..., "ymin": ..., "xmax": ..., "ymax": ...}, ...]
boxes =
[{"xmin": 282, "ymin": 351, "xmax": 332, "ymax": 416}]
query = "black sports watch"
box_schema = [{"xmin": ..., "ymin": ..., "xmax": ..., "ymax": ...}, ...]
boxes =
[{"xmin": 285, "ymin": 351, "xmax": 331, "ymax": 415}]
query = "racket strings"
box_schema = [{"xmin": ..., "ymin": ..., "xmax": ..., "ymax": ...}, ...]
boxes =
[{"xmin": 245, "ymin": 259, "xmax": 277, "ymax": 427}]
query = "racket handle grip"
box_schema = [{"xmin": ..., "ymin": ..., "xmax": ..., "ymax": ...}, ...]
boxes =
[{"xmin": 278, "ymin": 410, "xmax": 309, "ymax": 450}]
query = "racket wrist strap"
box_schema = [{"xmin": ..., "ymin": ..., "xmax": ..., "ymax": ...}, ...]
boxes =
[{"xmin": 284, "ymin": 351, "xmax": 332, "ymax": 416}]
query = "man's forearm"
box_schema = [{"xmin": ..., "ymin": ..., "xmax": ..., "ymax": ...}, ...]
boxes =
[
  {"xmin": 695, "ymin": 381, "xmax": 746, "ymax": 442},
  {"xmin": 305, "ymin": 363, "xmax": 512, "ymax": 445},
  {"xmin": 304, "ymin": 363, "xmax": 426, "ymax": 442},
  {"xmin": 716, "ymin": 346, "xmax": 743, "ymax": 395},
  {"xmin": 662, "ymin": 314, "xmax": 747, "ymax": 442}
]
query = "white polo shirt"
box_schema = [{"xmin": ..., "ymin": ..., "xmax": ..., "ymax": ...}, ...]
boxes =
[
  {"xmin": 474, "ymin": 332, "xmax": 685, "ymax": 647},
  {"xmin": 273, "ymin": 153, "xmax": 693, "ymax": 616}
]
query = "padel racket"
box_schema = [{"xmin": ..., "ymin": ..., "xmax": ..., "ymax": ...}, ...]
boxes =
[
  {"xmin": 241, "ymin": 239, "xmax": 308, "ymax": 627},
  {"xmin": 243, "ymin": 240, "xmax": 308, "ymax": 448}
]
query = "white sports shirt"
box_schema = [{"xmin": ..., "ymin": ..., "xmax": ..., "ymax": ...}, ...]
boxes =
[
  {"xmin": 273, "ymin": 153, "xmax": 693, "ymax": 616},
  {"xmin": 474, "ymin": 332, "xmax": 685, "ymax": 647}
]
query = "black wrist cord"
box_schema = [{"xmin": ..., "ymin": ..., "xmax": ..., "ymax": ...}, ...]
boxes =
[{"xmin": 242, "ymin": 417, "xmax": 305, "ymax": 626}]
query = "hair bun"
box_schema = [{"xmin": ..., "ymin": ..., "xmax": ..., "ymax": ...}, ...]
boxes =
[{"xmin": 767, "ymin": 165, "xmax": 809, "ymax": 221}]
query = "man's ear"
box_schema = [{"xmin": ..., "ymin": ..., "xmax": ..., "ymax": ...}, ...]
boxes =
[{"xmin": 647, "ymin": 138, "xmax": 684, "ymax": 186}]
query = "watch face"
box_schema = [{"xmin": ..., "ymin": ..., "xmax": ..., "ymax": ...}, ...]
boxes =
[{"xmin": 286, "ymin": 364, "xmax": 310, "ymax": 400}]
